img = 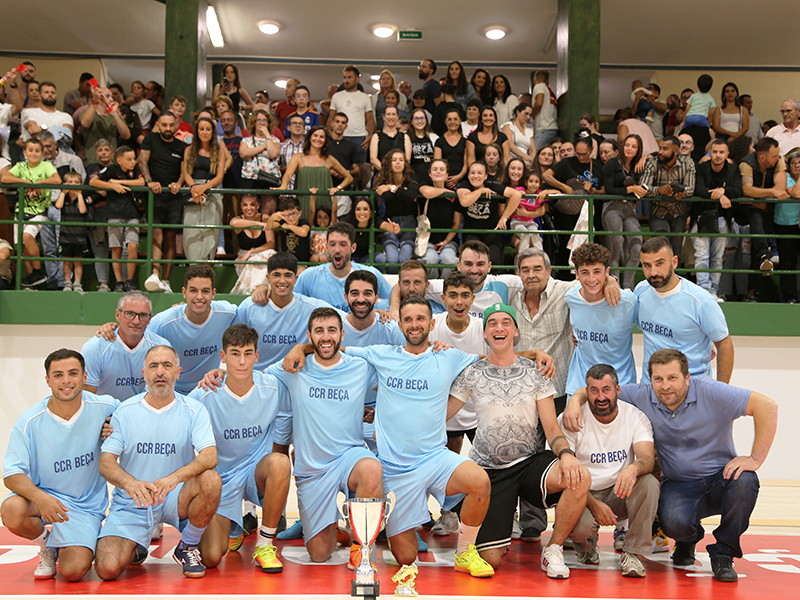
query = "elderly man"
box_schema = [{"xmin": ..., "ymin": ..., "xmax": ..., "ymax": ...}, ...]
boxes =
[
  {"xmin": 765, "ymin": 99, "xmax": 800, "ymax": 156},
  {"xmin": 564, "ymin": 348, "xmax": 778, "ymax": 583}
]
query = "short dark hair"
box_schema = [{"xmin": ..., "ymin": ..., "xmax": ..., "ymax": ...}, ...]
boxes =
[
  {"xmin": 45, "ymin": 348, "xmax": 85, "ymax": 375},
  {"xmin": 345, "ymin": 270, "xmax": 378, "ymax": 295},
  {"xmin": 332, "ymin": 111, "xmax": 349, "ymax": 123},
  {"xmin": 755, "ymin": 137, "xmax": 779, "ymax": 155},
  {"xmin": 662, "ymin": 135, "xmax": 681, "ymax": 147},
  {"xmin": 222, "ymin": 324, "xmax": 258, "ymax": 352},
  {"xmin": 24, "ymin": 138, "xmax": 43, "ymax": 151},
  {"xmin": 39, "ymin": 80, "xmax": 56, "ymax": 91},
  {"xmin": 399, "ymin": 259, "xmax": 428, "ymax": 279},
  {"xmin": 279, "ymin": 196, "xmax": 301, "ymax": 211},
  {"xmin": 641, "ymin": 236, "xmax": 673, "ymax": 256},
  {"xmin": 343, "ymin": 65, "xmax": 360, "ymax": 77},
  {"xmin": 697, "ymin": 74, "xmax": 713, "ymax": 93},
  {"xmin": 399, "ymin": 294, "xmax": 432, "ymax": 318},
  {"xmin": 466, "ymin": 98, "xmax": 483, "ymax": 111},
  {"xmin": 424, "ymin": 59, "xmax": 437, "ymax": 74},
  {"xmin": 79, "ymin": 72, "xmax": 95, "ymax": 83},
  {"xmin": 648, "ymin": 83, "xmax": 661, "ymax": 94},
  {"xmin": 159, "ymin": 110, "xmax": 177, "ymax": 122},
  {"xmin": 739, "ymin": 94, "xmax": 752, "ymax": 103},
  {"xmin": 648, "ymin": 348, "xmax": 689, "ymax": 378},
  {"xmin": 442, "ymin": 271, "xmax": 475, "ymax": 294},
  {"xmin": 327, "ymin": 221, "xmax": 356, "ymax": 244},
  {"xmin": 294, "ymin": 84, "xmax": 310, "ymax": 97},
  {"xmin": 109, "ymin": 83, "xmax": 125, "ymax": 95},
  {"xmin": 184, "ymin": 264, "xmax": 215, "ymax": 289},
  {"xmin": 268, "ymin": 252, "xmax": 298, "ymax": 274},
  {"xmin": 308, "ymin": 307, "xmax": 342, "ymax": 332},
  {"xmin": 586, "ymin": 364, "xmax": 619, "ymax": 386},
  {"xmin": 287, "ymin": 114, "xmax": 305, "ymax": 127},
  {"xmin": 681, "ymin": 88, "xmax": 694, "ymax": 97},
  {"xmin": 169, "ymin": 94, "xmax": 187, "ymax": 106},
  {"xmin": 710, "ymin": 138, "xmax": 729, "ymax": 149},
  {"xmin": 459, "ymin": 239, "xmax": 490, "ymax": 259},
  {"xmin": 114, "ymin": 145, "xmax": 135, "ymax": 160},
  {"xmin": 571, "ymin": 242, "xmax": 611, "ymax": 269}
]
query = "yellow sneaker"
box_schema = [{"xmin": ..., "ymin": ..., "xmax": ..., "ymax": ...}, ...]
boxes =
[
  {"xmin": 228, "ymin": 532, "xmax": 244, "ymax": 552},
  {"xmin": 454, "ymin": 544, "xmax": 494, "ymax": 578},
  {"xmin": 253, "ymin": 544, "xmax": 283, "ymax": 573}
]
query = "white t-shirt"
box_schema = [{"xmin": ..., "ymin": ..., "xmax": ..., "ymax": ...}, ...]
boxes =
[
  {"xmin": 330, "ymin": 90, "xmax": 372, "ymax": 137},
  {"xmin": 20, "ymin": 107, "xmax": 73, "ymax": 141},
  {"xmin": 559, "ymin": 401, "xmax": 653, "ymax": 490},
  {"xmin": 532, "ymin": 82, "xmax": 557, "ymax": 132},
  {"xmin": 0, "ymin": 103, "xmax": 13, "ymax": 127},
  {"xmin": 131, "ymin": 99, "xmax": 156, "ymax": 130}
]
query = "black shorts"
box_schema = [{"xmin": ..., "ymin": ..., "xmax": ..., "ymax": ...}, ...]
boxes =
[
  {"xmin": 446, "ymin": 428, "xmax": 476, "ymax": 442},
  {"xmin": 59, "ymin": 240, "xmax": 88, "ymax": 258},
  {"xmin": 476, "ymin": 451, "xmax": 562, "ymax": 551},
  {"xmin": 152, "ymin": 197, "xmax": 184, "ymax": 227}
]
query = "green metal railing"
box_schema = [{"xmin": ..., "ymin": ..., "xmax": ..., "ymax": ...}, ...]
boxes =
[{"xmin": 1, "ymin": 182, "xmax": 799, "ymax": 290}]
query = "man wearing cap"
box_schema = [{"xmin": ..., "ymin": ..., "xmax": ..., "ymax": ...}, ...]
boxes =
[{"xmin": 448, "ymin": 302, "xmax": 590, "ymax": 579}]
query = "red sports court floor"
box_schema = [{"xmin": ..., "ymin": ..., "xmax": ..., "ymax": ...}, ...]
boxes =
[{"xmin": 2, "ymin": 526, "xmax": 799, "ymax": 599}]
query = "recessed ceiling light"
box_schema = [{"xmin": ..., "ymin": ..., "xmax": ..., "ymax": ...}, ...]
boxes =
[
  {"xmin": 372, "ymin": 82, "xmax": 381, "ymax": 90},
  {"xmin": 373, "ymin": 25, "xmax": 395, "ymax": 38},
  {"xmin": 206, "ymin": 6, "xmax": 224, "ymax": 48},
  {"xmin": 485, "ymin": 27, "xmax": 506, "ymax": 40},
  {"xmin": 258, "ymin": 21, "xmax": 280, "ymax": 35},
  {"xmin": 370, "ymin": 75, "xmax": 381, "ymax": 81},
  {"xmin": 274, "ymin": 79, "xmax": 287, "ymax": 89}
]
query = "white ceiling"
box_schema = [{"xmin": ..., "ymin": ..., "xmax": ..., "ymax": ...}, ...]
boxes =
[{"xmin": 3, "ymin": 0, "xmax": 798, "ymax": 119}]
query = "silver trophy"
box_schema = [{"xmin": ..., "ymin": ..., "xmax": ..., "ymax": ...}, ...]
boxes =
[{"xmin": 340, "ymin": 491, "xmax": 395, "ymax": 598}]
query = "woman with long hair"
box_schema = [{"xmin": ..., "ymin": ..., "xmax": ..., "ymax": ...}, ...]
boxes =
[
  {"xmin": 490, "ymin": 74, "xmax": 519, "ymax": 127},
  {"xmin": 352, "ymin": 198, "xmax": 375, "ymax": 263},
  {"xmin": 229, "ymin": 194, "xmax": 276, "ymax": 294},
  {"xmin": 371, "ymin": 69, "xmax": 408, "ymax": 129},
  {"xmin": 712, "ymin": 82, "xmax": 749, "ymax": 142},
  {"xmin": 469, "ymin": 68, "xmax": 492, "ymax": 106},
  {"xmin": 434, "ymin": 108, "xmax": 467, "ymax": 189},
  {"xmin": 533, "ymin": 144, "xmax": 556, "ymax": 173},
  {"xmin": 482, "ymin": 143, "xmax": 504, "ymax": 184},
  {"xmin": 182, "ymin": 116, "xmax": 226, "ymax": 260},
  {"xmin": 408, "ymin": 107, "xmax": 439, "ymax": 184},
  {"xmin": 504, "ymin": 158, "xmax": 546, "ymax": 252},
  {"xmin": 601, "ymin": 133, "xmax": 646, "ymax": 289},
  {"xmin": 445, "ymin": 61, "xmax": 476, "ymax": 112},
  {"xmin": 240, "ymin": 109, "xmax": 282, "ymax": 214},
  {"xmin": 418, "ymin": 158, "xmax": 461, "ymax": 278},
  {"xmin": 282, "ymin": 124, "xmax": 353, "ymax": 223},
  {"xmin": 502, "ymin": 102, "xmax": 536, "ymax": 167},
  {"xmin": 465, "ymin": 106, "xmax": 510, "ymax": 167},
  {"xmin": 374, "ymin": 149, "xmax": 419, "ymax": 273},
  {"xmin": 370, "ymin": 105, "xmax": 411, "ymax": 173},
  {"xmin": 213, "ymin": 63, "xmax": 253, "ymax": 115}
]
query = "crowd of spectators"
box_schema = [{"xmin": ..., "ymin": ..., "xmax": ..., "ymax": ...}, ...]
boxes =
[{"xmin": 0, "ymin": 61, "xmax": 798, "ymax": 302}]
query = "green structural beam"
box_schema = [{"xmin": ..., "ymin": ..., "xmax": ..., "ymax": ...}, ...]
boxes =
[
  {"xmin": 165, "ymin": 0, "xmax": 208, "ymax": 116},
  {"xmin": 557, "ymin": 0, "xmax": 600, "ymax": 143}
]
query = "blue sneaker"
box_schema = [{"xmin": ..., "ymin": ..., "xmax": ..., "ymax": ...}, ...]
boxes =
[
  {"xmin": 173, "ymin": 541, "xmax": 205, "ymax": 578},
  {"xmin": 276, "ymin": 519, "xmax": 303, "ymax": 541},
  {"xmin": 131, "ymin": 544, "xmax": 148, "ymax": 566},
  {"xmin": 416, "ymin": 530, "xmax": 428, "ymax": 553}
]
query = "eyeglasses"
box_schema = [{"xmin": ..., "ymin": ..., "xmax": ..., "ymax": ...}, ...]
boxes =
[
  {"xmin": 575, "ymin": 151, "xmax": 590, "ymax": 158},
  {"xmin": 411, "ymin": 116, "xmax": 426, "ymax": 122},
  {"xmin": 121, "ymin": 310, "xmax": 152, "ymax": 322}
]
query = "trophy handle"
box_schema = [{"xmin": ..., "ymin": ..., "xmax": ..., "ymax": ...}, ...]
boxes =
[
  {"xmin": 383, "ymin": 491, "xmax": 396, "ymax": 521},
  {"xmin": 338, "ymin": 491, "xmax": 350, "ymax": 521}
]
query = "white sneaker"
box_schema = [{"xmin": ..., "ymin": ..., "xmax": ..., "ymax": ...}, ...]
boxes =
[
  {"xmin": 511, "ymin": 515, "xmax": 522, "ymax": 540},
  {"xmin": 613, "ymin": 523, "xmax": 627, "ymax": 551},
  {"xmin": 621, "ymin": 552, "xmax": 646, "ymax": 577},
  {"xmin": 652, "ymin": 525, "xmax": 670, "ymax": 553},
  {"xmin": 216, "ymin": 246, "xmax": 226, "ymax": 256},
  {"xmin": 541, "ymin": 544, "xmax": 570, "ymax": 579},
  {"xmin": 159, "ymin": 279, "xmax": 173, "ymax": 293},
  {"xmin": 144, "ymin": 273, "xmax": 162, "ymax": 292},
  {"xmin": 151, "ymin": 523, "xmax": 164, "ymax": 540},
  {"xmin": 34, "ymin": 546, "xmax": 57, "ymax": 580},
  {"xmin": 576, "ymin": 547, "xmax": 600, "ymax": 564},
  {"xmin": 431, "ymin": 510, "xmax": 460, "ymax": 536}
]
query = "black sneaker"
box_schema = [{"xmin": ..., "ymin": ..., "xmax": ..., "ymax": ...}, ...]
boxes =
[
  {"xmin": 131, "ymin": 545, "xmax": 148, "ymax": 566},
  {"xmin": 276, "ymin": 512, "xmax": 287, "ymax": 534},
  {"xmin": 173, "ymin": 541, "xmax": 205, "ymax": 578},
  {"xmin": 711, "ymin": 556, "xmax": 738, "ymax": 582},
  {"xmin": 671, "ymin": 541, "xmax": 696, "ymax": 566},
  {"xmin": 125, "ymin": 279, "xmax": 139, "ymax": 291},
  {"xmin": 521, "ymin": 527, "xmax": 542, "ymax": 542},
  {"xmin": 242, "ymin": 512, "xmax": 259, "ymax": 536},
  {"xmin": 114, "ymin": 282, "xmax": 125, "ymax": 292},
  {"xmin": 21, "ymin": 269, "xmax": 47, "ymax": 288},
  {"xmin": 0, "ymin": 277, "xmax": 11, "ymax": 290}
]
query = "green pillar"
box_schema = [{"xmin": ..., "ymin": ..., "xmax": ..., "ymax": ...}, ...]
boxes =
[
  {"xmin": 164, "ymin": 0, "xmax": 208, "ymax": 116},
  {"xmin": 556, "ymin": 0, "xmax": 600, "ymax": 142}
]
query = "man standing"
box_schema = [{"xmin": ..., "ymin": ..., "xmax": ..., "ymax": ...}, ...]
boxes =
[
  {"xmin": 417, "ymin": 59, "xmax": 441, "ymax": 114},
  {"xmin": 21, "ymin": 81, "xmax": 74, "ymax": 148},
  {"xmin": 765, "ymin": 99, "xmax": 800, "ymax": 156},
  {"xmin": 692, "ymin": 138, "xmax": 742, "ymax": 300},
  {"xmin": 81, "ymin": 291, "xmax": 171, "ymax": 400},
  {"xmin": 328, "ymin": 66, "xmax": 375, "ymax": 164},
  {"xmin": 273, "ymin": 78, "xmax": 299, "ymax": 132},
  {"xmin": 95, "ymin": 345, "xmax": 221, "ymax": 580},
  {"xmin": 80, "ymin": 85, "xmax": 131, "ymax": 165},
  {"xmin": 279, "ymin": 114, "xmax": 305, "ymax": 177},
  {"xmin": 190, "ymin": 325, "xmax": 290, "ymax": 573},
  {"xmin": 531, "ymin": 70, "xmax": 559, "ymax": 150},
  {"xmin": 640, "ymin": 136, "xmax": 696, "ymax": 259},
  {"xmin": 561, "ymin": 364, "xmax": 659, "ymax": 577},
  {"xmin": 739, "ymin": 95, "xmax": 764, "ymax": 143},
  {"xmin": 636, "ymin": 236, "xmax": 733, "ymax": 383},
  {"xmin": 62, "ymin": 73, "xmax": 94, "ymax": 116},
  {"xmin": 564, "ymin": 348, "xmax": 778, "ymax": 582},
  {"xmin": 2, "ymin": 349, "xmax": 118, "ymax": 581},
  {"xmin": 448, "ymin": 303, "xmax": 590, "ymax": 578},
  {"xmin": 140, "ymin": 111, "xmax": 185, "ymax": 293},
  {"xmin": 327, "ymin": 112, "xmax": 361, "ymax": 215}
]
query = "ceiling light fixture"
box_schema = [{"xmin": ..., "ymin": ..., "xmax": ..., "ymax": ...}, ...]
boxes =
[
  {"xmin": 258, "ymin": 21, "xmax": 280, "ymax": 35},
  {"xmin": 373, "ymin": 25, "xmax": 395, "ymax": 38},
  {"xmin": 372, "ymin": 82, "xmax": 381, "ymax": 90},
  {"xmin": 207, "ymin": 6, "xmax": 225, "ymax": 48},
  {"xmin": 274, "ymin": 79, "xmax": 287, "ymax": 89},
  {"xmin": 370, "ymin": 75, "xmax": 381, "ymax": 81},
  {"xmin": 485, "ymin": 27, "xmax": 506, "ymax": 41}
]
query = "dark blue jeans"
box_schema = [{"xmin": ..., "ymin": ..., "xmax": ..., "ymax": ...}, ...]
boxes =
[{"xmin": 658, "ymin": 468, "xmax": 759, "ymax": 559}]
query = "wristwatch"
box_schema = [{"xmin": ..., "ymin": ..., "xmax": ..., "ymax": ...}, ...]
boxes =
[{"xmin": 390, "ymin": 185, "xmax": 397, "ymax": 193}]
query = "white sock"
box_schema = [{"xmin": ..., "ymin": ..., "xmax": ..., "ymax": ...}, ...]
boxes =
[
  {"xmin": 457, "ymin": 523, "xmax": 480, "ymax": 555},
  {"xmin": 257, "ymin": 525, "xmax": 277, "ymax": 547},
  {"xmin": 34, "ymin": 528, "xmax": 48, "ymax": 547}
]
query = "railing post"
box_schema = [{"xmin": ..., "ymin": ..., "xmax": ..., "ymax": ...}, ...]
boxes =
[
  {"xmin": 14, "ymin": 188, "xmax": 25, "ymax": 290},
  {"xmin": 368, "ymin": 191, "xmax": 375, "ymax": 266},
  {"xmin": 145, "ymin": 188, "xmax": 154, "ymax": 277},
  {"xmin": 587, "ymin": 196, "xmax": 594, "ymax": 243}
]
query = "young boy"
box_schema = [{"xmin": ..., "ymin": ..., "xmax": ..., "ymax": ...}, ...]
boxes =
[
  {"xmin": 90, "ymin": 145, "xmax": 145, "ymax": 291},
  {"xmin": 54, "ymin": 171, "xmax": 89, "ymax": 292},
  {"xmin": 683, "ymin": 74, "xmax": 716, "ymax": 128},
  {"xmin": 0, "ymin": 138, "xmax": 61, "ymax": 287},
  {"xmin": 267, "ymin": 196, "xmax": 311, "ymax": 268}
]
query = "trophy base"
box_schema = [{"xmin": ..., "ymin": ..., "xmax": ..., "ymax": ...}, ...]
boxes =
[{"xmin": 352, "ymin": 579, "xmax": 380, "ymax": 598}]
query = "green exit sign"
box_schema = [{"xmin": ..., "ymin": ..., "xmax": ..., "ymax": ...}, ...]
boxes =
[{"xmin": 397, "ymin": 30, "xmax": 423, "ymax": 41}]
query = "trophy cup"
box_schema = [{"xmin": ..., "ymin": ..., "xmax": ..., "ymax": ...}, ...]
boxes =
[{"xmin": 340, "ymin": 491, "xmax": 395, "ymax": 598}]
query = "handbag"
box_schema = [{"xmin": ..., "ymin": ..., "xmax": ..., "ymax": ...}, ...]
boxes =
[
  {"xmin": 556, "ymin": 159, "xmax": 593, "ymax": 215},
  {"xmin": 414, "ymin": 198, "xmax": 431, "ymax": 258},
  {"xmin": 256, "ymin": 170, "xmax": 282, "ymax": 188}
]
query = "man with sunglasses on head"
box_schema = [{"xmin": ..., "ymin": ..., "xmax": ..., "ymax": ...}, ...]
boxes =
[{"xmin": 81, "ymin": 291, "xmax": 171, "ymax": 400}]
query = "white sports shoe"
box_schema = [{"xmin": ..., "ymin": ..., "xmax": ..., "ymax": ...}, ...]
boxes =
[
  {"xmin": 621, "ymin": 552, "xmax": 646, "ymax": 577},
  {"xmin": 541, "ymin": 544, "xmax": 570, "ymax": 579},
  {"xmin": 431, "ymin": 510, "xmax": 460, "ymax": 536},
  {"xmin": 511, "ymin": 515, "xmax": 522, "ymax": 540},
  {"xmin": 159, "ymin": 279, "xmax": 173, "ymax": 294},
  {"xmin": 144, "ymin": 273, "xmax": 162, "ymax": 292},
  {"xmin": 151, "ymin": 523, "xmax": 164, "ymax": 540},
  {"xmin": 34, "ymin": 546, "xmax": 57, "ymax": 580}
]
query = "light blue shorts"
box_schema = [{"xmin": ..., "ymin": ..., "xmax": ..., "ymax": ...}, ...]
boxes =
[
  {"xmin": 382, "ymin": 448, "xmax": 468, "ymax": 538},
  {"xmin": 217, "ymin": 461, "xmax": 262, "ymax": 528},
  {"xmin": 296, "ymin": 446, "xmax": 376, "ymax": 543},
  {"xmin": 98, "ymin": 483, "xmax": 186, "ymax": 548}
]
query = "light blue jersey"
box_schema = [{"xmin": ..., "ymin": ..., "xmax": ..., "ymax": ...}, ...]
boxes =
[
  {"xmin": 374, "ymin": 297, "xmax": 445, "ymax": 314},
  {"xmin": 149, "ymin": 301, "xmax": 238, "ymax": 394},
  {"xmin": 3, "ymin": 393, "xmax": 119, "ymax": 516},
  {"xmin": 342, "ymin": 317, "xmax": 405, "ymax": 352},
  {"xmin": 234, "ymin": 294, "xmax": 337, "ymax": 370},
  {"xmin": 634, "ymin": 277, "xmax": 729, "ymax": 382},
  {"xmin": 295, "ymin": 263, "xmax": 392, "ymax": 312},
  {"xmin": 426, "ymin": 274, "xmax": 523, "ymax": 320},
  {"xmin": 268, "ymin": 354, "xmax": 377, "ymax": 478},
  {"xmin": 81, "ymin": 330, "xmax": 172, "ymax": 400},
  {"xmin": 101, "ymin": 392, "xmax": 216, "ymax": 506},
  {"xmin": 345, "ymin": 346, "xmax": 477, "ymax": 468},
  {"xmin": 565, "ymin": 287, "xmax": 638, "ymax": 395}
]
